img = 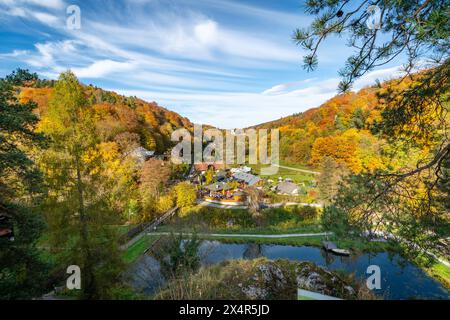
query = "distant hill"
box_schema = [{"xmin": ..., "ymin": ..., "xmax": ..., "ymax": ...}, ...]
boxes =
[
  {"xmin": 251, "ymin": 76, "xmax": 417, "ymax": 173},
  {"xmin": 18, "ymin": 81, "xmax": 192, "ymax": 154},
  {"xmin": 252, "ymin": 87, "xmax": 379, "ymax": 131}
]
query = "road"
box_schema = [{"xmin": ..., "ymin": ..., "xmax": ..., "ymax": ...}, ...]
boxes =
[
  {"xmin": 197, "ymin": 200, "xmax": 248, "ymax": 209},
  {"xmin": 272, "ymin": 163, "xmax": 320, "ymax": 175},
  {"xmin": 265, "ymin": 202, "xmax": 323, "ymax": 208}
]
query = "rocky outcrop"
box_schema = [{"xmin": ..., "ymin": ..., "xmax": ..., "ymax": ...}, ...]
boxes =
[
  {"xmin": 236, "ymin": 259, "xmax": 359, "ymax": 300},
  {"xmin": 155, "ymin": 258, "xmax": 370, "ymax": 300}
]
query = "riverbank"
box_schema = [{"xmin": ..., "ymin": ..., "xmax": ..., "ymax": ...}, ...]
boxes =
[
  {"xmin": 204, "ymin": 234, "xmax": 449, "ymax": 291},
  {"xmin": 137, "ymin": 229, "xmax": 449, "ymax": 291},
  {"xmin": 411, "ymin": 252, "xmax": 450, "ymax": 290},
  {"xmin": 132, "ymin": 238, "xmax": 447, "ymax": 300},
  {"xmin": 151, "ymin": 226, "xmax": 400, "ymax": 253},
  {"xmin": 123, "ymin": 234, "xmax": 160, "ymax": 263}
]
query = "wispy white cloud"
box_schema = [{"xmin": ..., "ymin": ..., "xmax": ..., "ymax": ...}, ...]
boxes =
[
  {"xmin": 0, "ymin": 0, "xmax": 408, "ymax": 128},
  {"xmin": 262, "ymin": 78, "xmax": 317, "ymax": 95},
  {"xmin": 84, "ymin": 13, "xmax": 298, "ymax": 63},
  {"xmin": 0, "ymin": 49, "xmax": 30, "ymax": 58},
  {"xmin": 30, "ymin": 11, "xmax": 60, "ymax": 26},
  {"xmin": 189, "ymin": 0, "xmax": 307, "ymax": 27},
  {"xmin": 24, "ymin": 40, "xmax": 78, "ymax": 67},
  {"xmin": 5, "ymin": 7, "xmax": 27, "ymax": 17},
  {"xmin": 352, "ymin": 65, "xmax": 406, "ymax": 90},
  {"xmin": 3, "ymin": 0, "xmax": 66, "ymax": 10},
  {"xmin": 71, "ymin": 59, "xmax": 136, "ymax": 78},
  {"xmin": 111, "ymin": 64, "xmax": 408, "ymax": 129},
  {"xmin": 1, "ymin": 0, "xmax": 63, "ymax": 27}
]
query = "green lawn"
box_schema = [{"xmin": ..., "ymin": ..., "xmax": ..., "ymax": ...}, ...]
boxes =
[
  {"xmin": 411, "ymin": 252, "xmax": 450, "ymax": 290},
  {"xmin": 159, "ymin": 231, "xmax": 399, "ymax": 253},
  {"xmin": 115, "ymin": 224, "xmax": 136, "ymax": 236},
  {"xmin": 122, "ymin": 235, "xmax": 159, "ymax": 264},
  {"xmin": 199, "ymin": 235, "xmax": 325, "ymax": 247},
  {"xmin": 157, "ymin": 205, "xmax": 323, "ymax": 235},
  {"xmin": 429, "ymin": 262, "xmax": 450, "ymax": 289},
  {"xmin": 248, "ymin": 162, "xmax": 317, "ymax": 185}
]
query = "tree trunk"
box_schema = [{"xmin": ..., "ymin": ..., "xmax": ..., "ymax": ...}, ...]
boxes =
[{"xmin": 75, "ymin": 154, "xmax": 95, "ymax": 299}]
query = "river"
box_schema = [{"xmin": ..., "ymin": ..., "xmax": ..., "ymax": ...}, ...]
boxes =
[{"xmin": 128, "ymin": 240, "xmax": 449, "ymax": 300}]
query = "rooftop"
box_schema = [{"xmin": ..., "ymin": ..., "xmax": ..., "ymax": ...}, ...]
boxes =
[
  {"xmin": 203, "ymin": 182, "xmax": 232, "ymax": 192},
  {"xmin": 276, "ymin": 181, "xmax": 299, "ymax": 195},
  {"xmin": 232, "ymin": 172, "xmax": 261, "ymax": 186}
]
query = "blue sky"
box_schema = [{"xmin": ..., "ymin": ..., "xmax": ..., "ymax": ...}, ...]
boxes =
[{"xmin": 0, "ymin": 0, "xmax": 407, "ymax": 128}]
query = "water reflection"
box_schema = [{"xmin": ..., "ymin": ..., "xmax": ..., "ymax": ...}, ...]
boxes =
[
  {"xmin": 243, "ymin": 243, "xmax": 263, "ymax": 260},
  {"xmin": 130, "ymin": 241, "xmax": 449, "ymax": 300}
]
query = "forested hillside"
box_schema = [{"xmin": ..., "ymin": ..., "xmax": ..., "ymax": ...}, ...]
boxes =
[
  {"xmin": 254, "ymin": 75, "xmax": 426, "ymax": 174},
  {"xmin": 18, "ymin": 79, "xmax": 192, "ymax": 154},
  {"xmin": 256, "ymin": 65, "xmax": 449, "ymax": 254}
]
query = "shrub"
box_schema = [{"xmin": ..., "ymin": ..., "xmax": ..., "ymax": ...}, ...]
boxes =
[
  {"xmin": 174, "ymin": 182, "xmax": 197, "ymax": 215},
  {"xmin": 321, "ymin": 205, "xmax": 351, "ymax": 237},
  {"xmin": 152, "ymin": 233, "xmax": 200, "ymax": 280},
  {"xmin": 157, "ymin": 193, "xmax": 175, "ymax": 213}
]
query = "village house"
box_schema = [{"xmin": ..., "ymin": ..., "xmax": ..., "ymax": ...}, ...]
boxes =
[
  {"xmin": 201, "ymin": 181, "xmax": 246, "ymax": 206},
  {"xmin": 203, "ymin": 181, "xmax": 231, "ymax": 193},
  {"xmin": 230, "ymin": 166, "xmax": 252, "ymax": 174},
  {"xmin": 215, "ymin": 170, "xmax": 228, "ymax": 181},
  {"xmin": 232, "ymin": 172, "xmax": 261, "ymax": 187},
  {"xmin": 194, "ymin": 162, "xmax": 225, "ymax": 173}
]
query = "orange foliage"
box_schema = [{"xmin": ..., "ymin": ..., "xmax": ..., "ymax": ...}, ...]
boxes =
[
  {"xmin": 18, "ymin": 87, "xmax": 53, "ymax": 116},
  {"xmin": 311, "ymin": 135, "xmax": 361, "ymax": 172},
  {"xmin": 18, "ymin": 84, "xmax": 193, "ymax": 153}
]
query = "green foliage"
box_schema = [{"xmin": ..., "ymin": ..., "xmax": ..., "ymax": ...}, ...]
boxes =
[
  {"xmin": 321, "ymin": 205, "xmax": 352, "ymax": 237},
  {"xmin": 5, "ymin": 68, "xmax": 38, "ymax": 86},
  {"xmin": 349, "ymin": 108, "xmax": 366, "ymax": 129},
  {"xmin": 294, "ymin": 1, "xmax": 450, "ymax": 251},
  {"xmin": 153, "ymin": 233, "xmax": 200, "ymax": 280},
  {"xmin": 168, "ymin": 206, "xmax": 320, "ymax": 232},
  {"xmin": 0, "ymin": 70, "xmax": 49, "ymax": 299},
  {"xmin": 295, "ymin": 0, "xmax": 450, "ymax": 92},
  {"xmin": 40, "ymin": 71, "xmax": 124, "ymax": 299},
  {"xmin": 126, "ymin": 199, "xmax": 140, "ymax": 221},
  {"xmin": 0, "ymin": 205, "xmax": 49, "ymax": 299}
]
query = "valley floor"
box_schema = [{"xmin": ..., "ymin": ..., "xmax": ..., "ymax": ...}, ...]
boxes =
[{"xmin": 121, "ymin": 209, "xmax": 450, "ymax": 294}]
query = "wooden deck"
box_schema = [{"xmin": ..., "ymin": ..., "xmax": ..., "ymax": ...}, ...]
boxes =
[{"xmin": 322, "ymin": 241, "xmax": 337, "ymax": 251}]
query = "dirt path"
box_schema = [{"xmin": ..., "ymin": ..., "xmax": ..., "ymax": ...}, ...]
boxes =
[{"xmin": 272, "ymin": 164, "xmax": 320, "ymax": 175}]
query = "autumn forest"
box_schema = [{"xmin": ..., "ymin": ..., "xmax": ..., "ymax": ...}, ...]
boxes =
[{"xmin": 0, "ymin": 0, "xmax": 449, "ymax": 304}]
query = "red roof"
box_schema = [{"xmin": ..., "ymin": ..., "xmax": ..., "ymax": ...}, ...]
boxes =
[{"xmin": 194, "ymin": 163, "xmax": 225, "ymax": 171}]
